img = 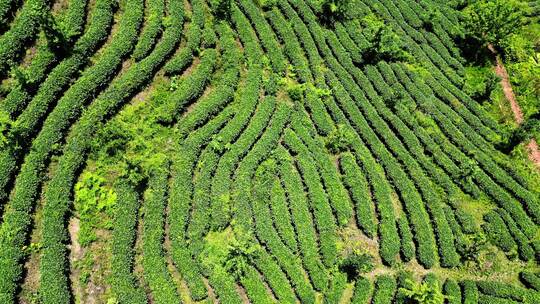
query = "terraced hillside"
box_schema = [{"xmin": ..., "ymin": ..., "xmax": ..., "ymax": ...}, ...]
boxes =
[{"xmin": 0, "ymin": 0, "xmax": 539, "ymax": 303}]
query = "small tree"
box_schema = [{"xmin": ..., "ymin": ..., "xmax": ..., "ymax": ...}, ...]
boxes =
[
  {"xmin": 360, "ymin": 14, "xmax": 410, "ymax": 63},
  {"xmin": 339, "ymin": 252, "xmax": 374, "ymax": 281},
  {"xmin": 459, "ymin": 232, "xmax": 488, "ymax": 265},
  {"xmin": 462, "ymin": 0, "xmax": 528, "ymax": 48},
  {"xmin": 322, "ymin": 0, "xmax": 351, "ymax": 18},
  {"xmin": 201, "ymin": 225, "xmax": 261, "ymax": 280},
  {"xmin": 209, "ymin": 0, "xmax": 232, "ymax": 19},
  {"xmin": 325, "ymin": 124, "xmax": 354, "ymax": 154}
]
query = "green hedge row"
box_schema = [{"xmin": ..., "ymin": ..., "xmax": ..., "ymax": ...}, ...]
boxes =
[
  {"xmin": 0, "ymin": 0, "xmax": 17, "ymax": 27},
  {"xmin": 169, "ymin": 111, "xmax": 234, "ymax": 300},
  {"xmin": 321, "ymin": 88, "xmax": 400, "ymax": 266},
  {"xmin": 180, "ymin": 22, "xmax": 244, "ymax": 249},
  {"xmin": 372, "ymin": 275, "xmax": 397, "ymax": 304},
  {"xmin": 340, "ymin": 152, "xmax": 377, "ymax": 238},
  {"xmin": 252, "ymin": 163, "xmax": 302, "ymax": 303},
  {"xmin": 327, "ymin": 69, "xmax": 436, "ymax": 268},
  {"xmin": 443, "ymin": 206, "xmax": 471, "ymax": 257},
  {"xmin": 386, "ymin": 62, "xmax": 518, "ymax": 211},
  {"xmin": 0, "ymin": 0, "xmax": 50, "ymax": 76},
  {"xmin": 462, "ymin": 280, "xmax": 479, "ymax": 304},
  {"xmin": 175, "ymin": 23, "xmax": 242, "ymax": 139},
  {"xmin": 238, "ymin": 0, "xmax": 286, "ymax": 74},
  {"xmin": 231, "ymin": 4, "xmax": 264, "ymax": 66},
  {"xmin": 162, "ymin": 0, "xmax": 204, "ymax": 75},
  {"xmin": 476, "ymin": 280, "xmax": 537, "ymax": 302},
  {"xmin": 32, "ymin": 0, "xmax": 185, "ymax": 300},
  {"xmin": 303, "ymin": 84, "xmax": 336, "ymax": 136},
  {"xmin": 132, "ymin": 0, "xmax": 164, "ymax": 61},
  {"xmin": 444, "ymin": 278, "xmax": 462, "ymax": 304},
  {"xmin": 240, "ymin": 266, "xmax": 274, "ymax": 304},
  {"xmin": 496, "ymin": 209, "xmax": 535, "ymax": 261},
  {"xmin": 0, "ymin": 0, "xmax": 142, "ymax": 300},
  {"xmin": 375, "ymin": 62, "xmax": 476, "ymax": 195},
  {"xmin": 207, "ymin": 268, "xmax": 243, "ymax": 304},
  {"xmin": 397, "ymin": 216, "xmax": 415, "ymax": 262},
  {"xmin": 283, "ymin": 128, "xmax": 339, "ymax": 267},
  {"xmin": 187, "ymin": 150, "xmax": 219, "ymax": 255},
  {"xmin": 175, "ymin": 70, "xmax": 237, "ymax": 138},
  {"xmin": 12, "ymin": 0, "xmax": 116, "ymax": 139},
  {"xmin": 291, "ymin": 1, "xmax": 446, "ymax": 268},
  {"xmin": 110, "ymin": 181, "xmax": 147, "ymax": 304},
  {"xmin": 158, "ymin": 48, "xmax": 218, "ymax": 124},
  {"xmin": 141, "ymin": 167, "xmax": 181, "ymax": 304},
  {"xmin": 231, "ymin": 103, "xmax": 291, "ymax": 302},
  {"xmin": 291, "ymin": 112, "xmax": 352, "ymax": 225},
  {"xmin": 209, "ymin": 66, "xmax": 264, "ymax": 229},
  {"xmin": 0, "ymin": 0, "xmax": 116, "ymax": 204},
  {"xmin": 401, "ymin": 65, "xmax": 540, "ymax": 219},
  {"xmin": 254, "ymin": 251, "xmax": 297, "ymax": 304},
  {"xmin": 351, "ymin": 276, "xmax": 372, "ymax": 304},
  {"xmin": 324, "ymin": 272, "xmax": 347, "ymax": 304},
  {"xmin": 232, "ymin": 102, "xmax": 291, "ymax": 231},
  {"xmin": 520, "ymin": 272, "xmax": 540, "ymax": 291},
  {"xmin": 330, "ymin": 24, "xmax": 462, "ymax": 268},
  {"xmin": 250, "ymin": 157, "xmax": 315, "ymax": 303},
  {"xmin": 358, "ymin": 66, "xmax": 462, "ymax": 266},
  {"xmin": 276, "ymin": 1, "xmax": 325, "ymax": 82},
  {"xmin": 377, "ymin": 0, "xmax": 463, "ymax": 72},
  {"xmin": 276, "ymin": 146, "xmax": 329, "ymax": 291},
  {"xmin": 363, "ymin": 0, "xmax": 499, "ymax": 132},
  {"xmin": 391, "ymin": 63, "xmax": 539, "ymax": 238},
  {"xmin": 269, "ymin": 176, "xmax": 298, "ymax": 252},
  {"xmin": 363, "ymin": 64, "xmax": 462, "ymax": 198},
  {"xmin": 2, "ymin": 35, "xmax": 56, "ymax": 118},
  {"xmin": 483, "ymin": 210, "xmax": 517, "ymax": 253},
  {"xmin": 334, "ymin": 23, "xmax": 362, "ymax": 64},
  {"xmin": 266, "ymin": 8, "xmax": 311, "ymax": 83},
  {"xmin": 347, "ymin": 140, "xmax": 401, "ymax": 266},
  {"xmin": 59, "ymin": 0, "xmax": 87, "ymax": 41},
  {"xmin": 2, "ymin": 0, "xmax": 89, "ymax": 119}
]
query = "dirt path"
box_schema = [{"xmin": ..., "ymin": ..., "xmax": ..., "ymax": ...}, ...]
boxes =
[
  {"xmin": 489, "ymin": 45, "xmax": 540, "ymax": 168},
  {"xmin": 68, "ymin": 218, "xmax": 84, "ymax": 303}
]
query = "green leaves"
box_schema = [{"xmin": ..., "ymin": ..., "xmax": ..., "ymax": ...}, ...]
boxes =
[
  {"xmin": 360, "ymin": 14, "xmax": 409, "ymax": 64},
  {"xmin": 0, "ymin": 110, "xmax": 13, "ymax": 148},
  {"xmin": 74, "ymin": 171, "xmax": 117, "ymax": 246},
  {"xmin": 462, "ymin": 0, "xmax": 528, "ymax": 47},
  {"xmin": 399, "ymin": 279, "xmax": 445, "ymax": 304}
]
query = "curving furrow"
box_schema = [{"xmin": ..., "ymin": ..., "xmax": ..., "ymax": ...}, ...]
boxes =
[
  {"xmin": 0, "ymin": 0, "xmax": 51, "ymax": 77},
  {"xmin": 33, "ymin": 0, "xmax": 185, "ymax": 301},
  {"xmin": 110, "ymin": 180, "xmax": 147, "ymax": 304},
  {"xmin": 1, "ymin": 0, "xmax": 539, "ymax": 302},
  {"xmin": 141, "ymin": 165, "xmax": 181, "ymax": 304},
  {"xmin": 0, "ymin": 0, "xmax": 114, "ymax": 207},
  {"xmin": 0, "ymin": 0, "xmax": 87, "ymax": 119}
]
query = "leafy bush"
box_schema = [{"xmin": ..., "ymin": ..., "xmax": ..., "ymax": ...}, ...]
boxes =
[
  {"xmin": 325, "ymin": 124, "xmax": 354, "ymax": 154},
  {"xmin": 209, "ymin": 0, "xmax": 231, "ymax": 19},
  {"xmin": 339, "ymin": 252, "xmax": 374, "ymax": 281},
  {"xmin": 74, "ymin": 172, "xmax": 116, "ymax": 246},
  {"xmin": 462, "ymin": 0, "xmax": 528, "ymax": 48},
  {"xmin": 360, "ymin": 14, "xmax": 410, "ymax": 64},
  {"xmin": 399, "ymin": 279, "xmax": 445, "ymax": 304}
]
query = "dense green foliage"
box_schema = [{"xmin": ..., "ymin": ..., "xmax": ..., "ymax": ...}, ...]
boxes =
[{"xmin": 0, "ymin": 0, "xmax": 538, "ymax": 303}]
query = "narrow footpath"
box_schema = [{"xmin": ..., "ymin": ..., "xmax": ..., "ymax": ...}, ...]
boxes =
[{"xmin": 489, "ymin": 45, "xmax": 540, "ymax": 168}]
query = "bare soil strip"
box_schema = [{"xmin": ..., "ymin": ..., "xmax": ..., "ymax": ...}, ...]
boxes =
[{"xmin": 489, "ymin": 45, "xmax": 540, "ymax": 168}]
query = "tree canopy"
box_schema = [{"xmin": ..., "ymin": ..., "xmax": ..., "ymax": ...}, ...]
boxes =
[{"xmin": 462, "ymin": 0, "xmax": 528, "ymax": 47}]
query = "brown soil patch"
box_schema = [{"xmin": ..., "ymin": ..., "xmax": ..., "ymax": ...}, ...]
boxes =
[
  {"xmin": 489, "ymin": 44, "xmax": 540, "ymax": 169},
  {"xmin": 68, "ymin": 217, "xmax": 85, "ymax": 302}
]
